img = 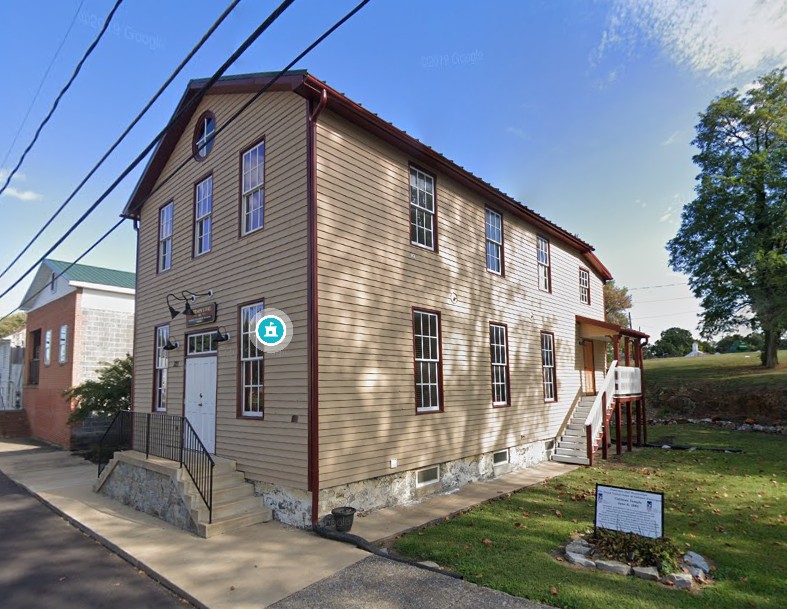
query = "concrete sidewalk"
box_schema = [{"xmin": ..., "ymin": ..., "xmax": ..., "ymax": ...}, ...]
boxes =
[{"xmin": 0, "ymin": 439, "xmax": 574, "ymax": 609}]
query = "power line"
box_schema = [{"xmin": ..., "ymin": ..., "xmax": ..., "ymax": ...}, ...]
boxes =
[
  {"xmin": 634, "ymin": 295, "xmax": 697, "ymax": 304},
  {"xmin": 0, "ymin": 220, "xmax": 124, "ymax": 326},
  {"xmin": 0, "ymin": 0, "xmax": 372, "ymax": 317},
  {"xmin": 0, "ymin": 0, "xmax": 86, "ymax": 172},
  {"xmin": 0, "ymin": 0, "xmax": 124, "ymax": 196},
  {"xmin": 143, "ymin": 0, "xmax": 373, "ymax": 213},
  {"xmin": 0, "ymin": 0, "xmax": 296, "ymax": 302},
  {"xmin": 0, "ymin": 0, "xmax": 243, "ymax": 281},
  {"xmin": 628, "ymin": 282, "xmax": 689, "ymax": 291}
]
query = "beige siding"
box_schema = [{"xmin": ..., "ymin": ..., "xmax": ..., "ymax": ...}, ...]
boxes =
[
  {"xmin": 134, "ymin": 91, "xmax": 309, "ymax": 489},
  {"xmin": 316, "ymin": 111, "xmax": 606, "ymax": 488}
]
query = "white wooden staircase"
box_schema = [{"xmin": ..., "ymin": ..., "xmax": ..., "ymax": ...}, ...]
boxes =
[{"xmin": 552, "ymin": 395, "xmax": 594, "ymax": 465}]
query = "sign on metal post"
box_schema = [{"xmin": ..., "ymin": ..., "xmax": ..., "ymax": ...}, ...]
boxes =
[{"xmin": 595, "ymin": 484, "xmax": 664, "ymax": 539}]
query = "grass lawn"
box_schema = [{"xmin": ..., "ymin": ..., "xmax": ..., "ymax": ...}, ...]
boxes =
[
  {"xmin": 645, "ymin": 350, "xmax": 787, "ymax": 391},
  {"xmin": 393, "ymin": 425, "xmax": 786, "ymax": 609}
]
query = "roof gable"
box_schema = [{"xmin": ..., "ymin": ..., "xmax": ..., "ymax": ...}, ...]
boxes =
[
  {"xmin": 20, "ymin": 259, "xmax": 135, "ymax": 311},
  {"xmin": 121, "ymin": 71, "xmax": 613, "ymax": 281}
]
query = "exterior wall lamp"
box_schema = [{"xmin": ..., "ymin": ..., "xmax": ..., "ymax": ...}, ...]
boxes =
[
  {"xmin": 166, "ymin": 290, "xmax": 214, "ymax": 318},
  {"xmin": 215, "ymin": 326, "xmax": 231, "ymax": 343},
  {"xmin": 162, "ymin": 338, "xmax": 180, "ymax": 351}
]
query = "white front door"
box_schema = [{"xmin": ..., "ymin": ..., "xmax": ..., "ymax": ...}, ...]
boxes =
[{"xmin": 184, "ymin": 356, "xmax": 217, "ymax": 454}]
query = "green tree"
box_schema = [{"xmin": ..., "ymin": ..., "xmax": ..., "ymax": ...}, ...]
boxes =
[
  {"xmin": 0, "ymin": 312, "xmax": 26, "ymax": 338},
  {"xmin": 604, "ymin": 281, "xmax": 632, "ymax": 328},
  {"xmin": 668, "ymin": 68, "xmax": 787, "ymax": 369},
  {"xmin": 65, "ymin": 355, "xmax": 132, "ymax": 424},
  {"xmin": 650, "ymin": 327, "xmax": 695, "ymax": 358}
]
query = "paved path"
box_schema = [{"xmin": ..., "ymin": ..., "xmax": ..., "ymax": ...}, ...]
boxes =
[
  {"xmin": 270, "ymin": 556, "xmax": 552, "ymax": 609},
  {"xmin": 0, "ymin": 438, "xmax": 573, "ymax": 609},
  {"xmin": 0, "ymin": 469, "xmax": 192, "ymax": 609}
]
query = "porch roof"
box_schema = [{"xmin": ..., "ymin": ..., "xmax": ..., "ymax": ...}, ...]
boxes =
[{"xmin": 576, "ymin": 315, "xmax": 649, "ymax": 342}]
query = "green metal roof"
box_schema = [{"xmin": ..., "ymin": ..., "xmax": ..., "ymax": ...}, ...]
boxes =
[{"xmin": 45, "ymin": 259, "xmax": 135, "ymax": 290}]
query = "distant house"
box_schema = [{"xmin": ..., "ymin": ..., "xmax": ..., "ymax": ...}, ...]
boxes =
[
  {"xmin": 0, "ymin": 327, "xmax": 25, "ymax": 410},
  {"xmin": 20, "ymin": 259, "xmax": 135, "ymax": 449},
  {"xmin": 115, "ymin": 70, "xmax": 648, "ymax": 529}
]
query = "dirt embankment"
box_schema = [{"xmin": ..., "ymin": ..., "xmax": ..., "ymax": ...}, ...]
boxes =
[{"xmin": 650, "ymin": 386, "xmax": 787, "ymax": 425}]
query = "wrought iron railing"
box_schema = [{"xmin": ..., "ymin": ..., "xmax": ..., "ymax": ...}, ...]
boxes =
[{"xmin": 97, "ymin": 411, "xmax": 215, "ymax": 523}]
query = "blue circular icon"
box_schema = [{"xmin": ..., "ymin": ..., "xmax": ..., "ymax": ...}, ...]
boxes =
[{"xmin": 256, "ymin": 315, "xmax": 286, "ymax": 347}]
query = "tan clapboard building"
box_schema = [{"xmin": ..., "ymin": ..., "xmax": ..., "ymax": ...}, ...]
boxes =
[{"xmin": 122, "ymin": 71, "xmax": 647, "ymax": 527}]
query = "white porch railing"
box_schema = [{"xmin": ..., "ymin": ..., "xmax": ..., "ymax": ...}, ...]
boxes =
[
  {"xmin": 583, "ymin": 361, "xmax": 618, "ymax": 462},
  {"xmin": 615, "ymin": 366, "xmax": 642, "ymax": 396}
]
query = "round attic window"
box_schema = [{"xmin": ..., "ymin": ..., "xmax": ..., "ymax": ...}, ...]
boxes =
[{"xmin": 193, "ymin": 110, "xmax": 216, "ymax": 160}]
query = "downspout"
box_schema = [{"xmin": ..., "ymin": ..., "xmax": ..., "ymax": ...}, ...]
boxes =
[{"xmin": 307, "ymin": 88, "xmax": 327, "ymax": 528}]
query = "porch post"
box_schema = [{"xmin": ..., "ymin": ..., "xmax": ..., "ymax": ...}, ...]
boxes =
[
  {"xmin": 636, "ymin": 399, "xmax": 642, "ymax": 446},
  {"xmin": 615, "ymin": 401, "xmax": 622, "ymax": 455},
  {"xmin": 626, "ymin": 402, "xmax": 633, "ymax": 451},
  {"xmin": 612, "ymin": 336, "xmax": 621, "ymax": 361},
  {"xmin": 624, "ymin": 337, "xmax": 631, "ymax": 366},
  {"xmin": 602, "ymin": 391, "xmax": 609, "ymax": 460}
]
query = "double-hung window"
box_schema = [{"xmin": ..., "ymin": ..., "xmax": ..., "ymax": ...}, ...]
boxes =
[
  {"xmin": 490, "ymin": 323, "xmax": 510, "ymax": 406},
  {"xmin": 242, "ymin": 141, "xmax": 265, "ymax": 235},
  {"xmin": 195, "ymin": 176, "xmax": 213, "ymax": 256},
  {"xmin": 410, "ymin": 167, "xmax": 436, "ymax": 250},
  {"xmin": 58, "ymin": 325, "xmax": 68, "ymax": 364},
  {"xmin": 154, "ymin": 326, "xmax": 169, "ymax": 411},
  {"xmin": 485, "ymin": 209, "xmax": 503, "ymax": 274},
  {"xmin": 579, "ymin": 268, "xmax": 590, "ymax": 305},
  {"xmin": 240, "ymin": 301, "xmax": 265, "ymax": 417},
  {"xmin": 158, "ymin": 202, "xmax": 173, "ymax": 272},
  {"xmin": 44, "ymin": 330, "xmax": 52, "ymax": 366},
  {"xmin": 537, "ymin": 235, "xmax": 551, "ymax": 292},
  {"xmin": 413, "ymin": 309, "xmax": 442, "ymax": 412},
  {"xmin": 541, "ymin": 331, "xmax": 556, "ymax": 401}
]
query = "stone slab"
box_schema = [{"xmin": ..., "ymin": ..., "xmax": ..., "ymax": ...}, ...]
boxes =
[
  {"xmin": 665, "ymin": 573, "xmax": 693, "ymax": 589},
  {"xmin": 565, "ymin": 552, "xmax": 595, "ymax": 569},
  {"xmin": 565, "ymin": 541, "xmax": 591, "ymax": 556},
  {"xmin": 595, "ymin": 560, "xmax": 632, "ymax": 576},
  {"xmin": 632, "ymin": 566, "xmax": 660, "ymax": 581},
  {"xmin": 683, "ymin": 551, "xmax": 710, "ymax": 572}
]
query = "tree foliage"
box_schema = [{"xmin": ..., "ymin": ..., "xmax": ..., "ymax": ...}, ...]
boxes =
[
  {"xmin": 648, "ymin": 327, "xmax": 695, "ymax": 358},
  {"xmin": 668, "ymin": 68, "xmax": 787, "ymax": 368},
  {"xmin": 604, "ymin": 281, "xmax": 632, "ymax": 328},
  {"xmin": 65, "ymin": 355, "xmax": 132, "ymax": 424},
  {"xmin": 0, "ymin": 312, "xmax": 26, "ymax": 338}
]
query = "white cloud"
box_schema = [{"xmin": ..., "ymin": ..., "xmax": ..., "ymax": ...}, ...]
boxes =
[
  {"xmin": 661, "ymin": 130, "xmax": 680, "ymax": 145},
  {"xmin": 599, "ymin": 0, "xmax": 787, "ymax": 77},
  {"xmin": 505, "ymin": 126, "xmax": 531, "ymax": 141},
  {"xmin": 2, "ymin": 187, "xmax": 42, "ymax": 201},
  {"xmin": 0, "ymin": 169, "xmax": 26, "ymax": 182}
]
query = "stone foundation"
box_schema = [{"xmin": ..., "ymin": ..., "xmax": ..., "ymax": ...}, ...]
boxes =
[
  {"xmin": 97, "ymin": 459, "xmax": 197, "ymax": 534},
  {"xmin": 251, "ymin": 439, "xmax": 552, "ymax": 527}
]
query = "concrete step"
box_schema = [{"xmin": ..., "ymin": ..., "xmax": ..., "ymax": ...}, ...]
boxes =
[
  {"xmin": 198, "ymin": 507, "xmax": 273, "ymax": 538},
  {"xmin": 557, "ymin": 439, "xmax": 585, "ymax": 451},
  {"xmin": 567, "ymin": 423, "xmax": 586, "ymax": 431},
  {"xmin": 212, "ymin": 470, "xmax": 247, "ymax": 490},
  {"xmin": 552, "ymin": 454, "xmax": 590, "ymax": 466},
  {"xmin": 211, "ymin": 495, "xmax": 266, "ymax": 521},
  {"xmin": 562, "ymin": 428, "xmax": 584, "ymax": 438},
  {"xmin": 555, "ymin": 446, "xmax": 585, "ymax": 457},
  {"xmin": 212, "ymin": 482, "xmax": 254, "ymax": 504}
]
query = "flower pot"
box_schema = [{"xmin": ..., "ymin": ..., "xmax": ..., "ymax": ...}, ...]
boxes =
[{"xmin": 331, "ymin": 506, "xmax": 357, "ymax": 532}]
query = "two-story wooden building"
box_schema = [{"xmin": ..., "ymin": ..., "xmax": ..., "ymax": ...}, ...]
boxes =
[{"xmin": 120, "ymin": 71, "xmax": 646, "ymax": 527}]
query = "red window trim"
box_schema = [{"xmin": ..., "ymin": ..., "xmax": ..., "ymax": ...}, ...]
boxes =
[
  {"xmin": 411, "ymin": 306, "xmax": 444, "ymax": 414},
  {"xmin": 484, "ymin": 207, "xmax": 506, "ymax": 277},
  {"xmin": 408, "ymin": 163, "xmax": 439, "ymax": 254},
  {"xmin": 489, "ymin": 321, "xmax": 511, "ymax": 408},
  {"xmin": 236, "ymin": 298, "xmax": 265, "ymax": 420},
  {"xmin": 537, "ymin": 234, "xmax": 552, "ymax": 294},
  {"xmin": 540, "ymin": 330, "xmax": 558, "ymax": 402}
]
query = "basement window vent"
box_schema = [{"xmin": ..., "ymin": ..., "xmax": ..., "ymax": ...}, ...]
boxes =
[
  {"xmin": 416, "ymin": 465, "xmax": 440, "ymax": 488},
  {"xmin": 493, "ymin": 449, "xmax": 510, "ymax": 465}
]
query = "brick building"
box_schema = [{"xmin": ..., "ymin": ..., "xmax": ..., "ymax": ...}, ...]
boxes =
[{"xmin": 20, "ymin": 259, "xmax": 135, "ymax": 448}]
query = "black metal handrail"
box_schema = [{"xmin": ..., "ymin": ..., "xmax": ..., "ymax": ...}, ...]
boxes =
[{"xmin": 97, "ymin": 410, "xmax": 215, "ymax": 523}]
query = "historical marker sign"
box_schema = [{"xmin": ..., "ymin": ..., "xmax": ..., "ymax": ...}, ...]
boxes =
[{"xmin": 595, "ymin": 484, "xmax": 664, "ymax": 539}]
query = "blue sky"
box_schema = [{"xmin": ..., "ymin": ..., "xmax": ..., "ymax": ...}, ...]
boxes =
[{"xmin": 1, "ymin": 0, "xmax": 786, "ymax": 340}]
